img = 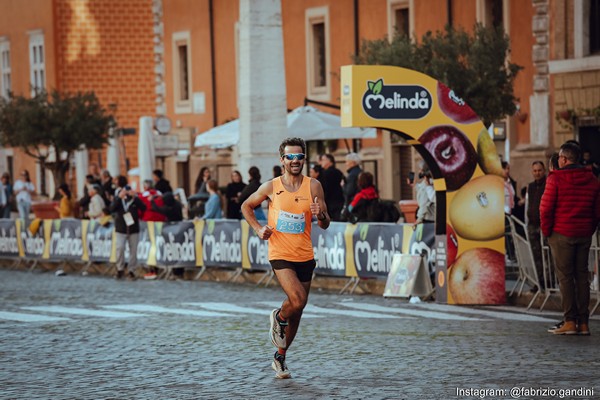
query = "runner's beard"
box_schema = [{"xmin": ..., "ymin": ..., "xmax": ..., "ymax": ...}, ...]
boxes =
[{"xmin": 286, "ymin": 162, "xmax": 303, "ymax": 176}]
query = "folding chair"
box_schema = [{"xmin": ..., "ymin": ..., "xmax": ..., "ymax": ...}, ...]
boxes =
[
  {"xmin": 508, "ymin": 216, "xmax": 542, "ymax": 309},
  {"xmin": 590, "ymin": 230, "xmax": 600, "ymax": 316}
]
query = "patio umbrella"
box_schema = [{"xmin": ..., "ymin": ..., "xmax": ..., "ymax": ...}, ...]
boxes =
[
  {"xmin": 106, "ymin": 135, "xmax": 121, "ymax": 177},
  {"xmin": 138, "ymin": 116, "xmax": 156, "ymax": 183},
  {"xmin": 287, "ymin": 106, "xmax": 376, "ymax": 140},
  {"xmin": 193, "ymin": 118, "xmax": 239, "ymax": 148},
  {"xmin": 74, "ymin": 148, "xmax": 88, "ymax": 199}
]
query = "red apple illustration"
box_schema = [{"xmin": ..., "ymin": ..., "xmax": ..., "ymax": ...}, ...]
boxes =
[
  {"xmin": 419, "ymin": 125, "xmax": 477, "ymax": 191},
  {"xmin": 449, "ymin": 247, "xmax": 505, "ymax": 304},
  {"xmin": 437, "ymin": 82, "xmax": 479, "ymax": 124},
  {"xmin": 446, "ymin": 223, "xmax": 458, "ymax": 267}
]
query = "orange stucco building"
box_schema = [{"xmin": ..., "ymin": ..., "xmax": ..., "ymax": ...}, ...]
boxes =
[{"xmin": 0, "ymin": 0, "xmax": 598, "ymax": 203}]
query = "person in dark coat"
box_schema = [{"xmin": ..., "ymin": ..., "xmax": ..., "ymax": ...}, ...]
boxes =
[
  {"xmin": 151, "ymin": 192, "xmax": 183, "ymax": 222},
  {"xmin": 526, "ymin": 160, "xmax": 547, "ymax": 290},
  {"xmin": 318, "ymin": 153, "xmax": 345, "ymax": 221},
  {"xmin": 101, "ymin": 170, "xmax": 114, "ymax": 204},
  {"xmin": 225, "ymin": 170, "xmax": 246, "ymax": 219},
  {"xmin": 109, "ymin": 183, "xmax": 147, "ymax": 280},
  {"xmin": 153, "ymin": 169, "xmax": 173, "ymax": 194},
  {"xmin": 343, "ymin": 152, "xmax": 362, "ymax": 206},
  {"xmin": 238, "ymin": 166, "xmax": 266, "ymax": 220}
]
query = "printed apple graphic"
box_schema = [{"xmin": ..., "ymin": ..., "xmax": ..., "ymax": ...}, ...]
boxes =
[
  {"xmin": 446, "ymin": 223, "xmax": 458, "ymax": 267},
  {"xmin": 449, "ymin": 174, "xmax": 505, "ymax": 241},
  {"xmin": 477, "ymin": 128, "xmax": 504, "ymax": 176},
  {"xmin": 437, "ymin": 82, "xmax": 479, "ymax": 124},
  {"xmin": 419, "ymin": 125, "xmax": 477, "ymax": 191},
  {"xmin": 449, "ymin": 247, "xmax": 505, "ymax": 304}
]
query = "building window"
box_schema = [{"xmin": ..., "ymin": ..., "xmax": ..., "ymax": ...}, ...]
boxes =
[
  {"xmin": 312, "ymin": 22, "xmax": 326, "ymax": 87},
  {"xmin": 477, "ymin": 0, "xmax": 506, "ymax": 29},
  {"xmin": 28, "ymin": 31, "xmax": 45, "ymax": 96},
  {"xmin": 549, "ymin": 0, "xmax": 600, "ymax": 73},
  {"xmin": 306, "ymin": 7, "xmax": 330, "ymax": 100},
  {"xmin": 574, "ymin": 0, "xmax": 600, "ymax": 58},
  {"xmin": 589, "ymin": 0, "xmax": 600, "ymax": 55},
  {"xmin": 172, "ymin": 31, "xmax": 192, "ymax": 114},
  {"xmin": 0, "ymin": 39, "xmax": 10, "ymax": 99},
  {"xmin": 388, "ymin": 0, "xmax": 412, "ymax": 39}
]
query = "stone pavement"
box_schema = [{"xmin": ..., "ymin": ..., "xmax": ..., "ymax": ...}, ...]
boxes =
[{"xmin": 0, "ymin": 268, "xmax": 598, "ymax": 400}]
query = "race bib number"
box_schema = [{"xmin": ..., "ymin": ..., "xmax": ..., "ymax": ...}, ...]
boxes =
[{"xmin": 276, "ymin": 210, "xmax": 305, "ymax": 234}]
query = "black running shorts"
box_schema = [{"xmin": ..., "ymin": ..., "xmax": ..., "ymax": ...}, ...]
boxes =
[{"xmin": 269, "ymin": 259, "xmax": 316, "ymax": 282}]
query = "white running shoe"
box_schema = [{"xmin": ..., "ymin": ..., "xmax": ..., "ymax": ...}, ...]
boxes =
[
  {"xmin": 269, "ymin": 308, "xmax": 287, "ymax": 349},
  {"xmin": 272, "ymin": 352, "xmax": 291, "ymax": 379}
]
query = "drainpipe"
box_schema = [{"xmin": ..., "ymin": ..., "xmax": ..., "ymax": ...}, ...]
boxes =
[
  {"xmin": 354, "ymin": 0, "xmax": 359, "ymax": 56},
  {"xmin": 447, "ymin": 0, "xmax": 453, "ymax": 27},
  {"xmin": 354, "ymin": 0, "xmax": 359, "ymax": 151},
  {"xmin": 209, "ymin": 0, "xmax": 217, "ymax": 126}
]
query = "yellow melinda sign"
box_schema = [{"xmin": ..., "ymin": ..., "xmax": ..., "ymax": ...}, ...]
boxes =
[{"xmin": 341, "ymin": 65, "xmax": 506, "ymax": 305}]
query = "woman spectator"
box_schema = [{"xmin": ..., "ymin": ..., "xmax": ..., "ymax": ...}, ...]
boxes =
[
  {"xmin": 238, "ymin": 166, "xmax": 266, "ymax": 220},
  {"xmin": 13, "ymin": 170, "xmax": 35, "ymax": 226},
  {"xmin": 346, "ymin": 171, "xmax": 379, "ymax": 223},
  {"xmin": 0, "ymin": 173, "xmax": 6, "ymax": 218},
  {"xmin": 1, "ymin": 173, "xmax": 12, "ymax": 218},
  {"xmin": 101, "ymin": 170, "xmax": 114, "ymax": 203},
  {"xmin": 201, "ymin": 179, "xmax": 222, "ymax": 219},
  {"xmin": 501, "ymin": 161, "xmax": 517, "ymax": 215},
  {"xmin": 138, "ymin": 180, "xmax": 167, "ymax": 222},
  {"xmin": 193, "ymin": 166, "xmax": 212, "ymax": 199},
  {"xmin": 414, "ymin": 168, "xmax": 435, "ymax": 225},
  {"xmin": 55, "ymin": 184, "xmax": 75, "ymax": 218},
  {"xmin": 225, "ymin": 170, "xmax": 246, "ymax": 219}
]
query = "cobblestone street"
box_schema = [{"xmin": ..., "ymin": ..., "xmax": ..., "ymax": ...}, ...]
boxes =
[{"xmin": 1, "ymin": 268, "xmax": 598, "ymax": 400}]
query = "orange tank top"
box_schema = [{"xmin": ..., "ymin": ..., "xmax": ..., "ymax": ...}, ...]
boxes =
[{"xmin": 268, "ymin": 176, "xmax": 314, "ymax": 261}]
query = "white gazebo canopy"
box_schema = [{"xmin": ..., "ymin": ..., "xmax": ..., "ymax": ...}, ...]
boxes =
[{"xmin": 194, "ymin": 105, "xmax": 377, "ymax": 148}]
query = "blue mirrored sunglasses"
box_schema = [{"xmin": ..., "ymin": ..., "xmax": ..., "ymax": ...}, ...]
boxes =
[{"xmin": 282, "ymin": 153, "xmax": 306, "ymax": 161}]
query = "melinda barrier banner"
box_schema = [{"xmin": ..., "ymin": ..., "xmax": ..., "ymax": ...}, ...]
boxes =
[{"xmin": 2, "ymin": 219, "xmax": 434, "ymax": 279}]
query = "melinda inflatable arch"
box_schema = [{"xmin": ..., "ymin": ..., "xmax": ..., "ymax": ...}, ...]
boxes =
[{"xmin": 341, "ymin": 65, "xmax": 507, "ymax": 305}]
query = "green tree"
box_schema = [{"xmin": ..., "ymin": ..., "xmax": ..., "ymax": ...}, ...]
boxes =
[
  {"xmin": 0, "ymin": 90, "xmax": 112, "ymax": 197},
  {"xmin": 353, "ymin": 24, "xmax": 522, "ymax": 126}
]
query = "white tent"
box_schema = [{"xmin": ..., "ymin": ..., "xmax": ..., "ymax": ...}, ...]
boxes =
[
  {"xmin": 194, "ymin": 118, "xmax": 240, "ymax": 149},
  {"xmin": 138, "ymin": 116, "xmax": 156, "ymax": 183},
  {"xmin": 194, "ymin": 106, "xmax": 377, "ymax": 148}
]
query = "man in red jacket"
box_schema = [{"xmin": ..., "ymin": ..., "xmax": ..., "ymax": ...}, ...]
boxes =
[{"xmin": 540, "ymin": 142, "xmax": 600, "ymax": 336}]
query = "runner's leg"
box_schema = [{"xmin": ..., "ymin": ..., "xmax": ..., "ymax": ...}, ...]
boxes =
[{"xmin": 274, "ymin": 268, "xmax": 312, "ymax": 349}]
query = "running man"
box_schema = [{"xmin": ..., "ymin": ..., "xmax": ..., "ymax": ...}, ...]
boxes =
[{"xmin": 241, "ymin": 137, "xmax": 330, "ymax": 379}]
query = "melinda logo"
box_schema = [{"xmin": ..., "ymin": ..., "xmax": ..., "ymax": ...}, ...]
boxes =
[{"xmin": 362, "ymin": 79, "xmax": 432, "ymax": 119}]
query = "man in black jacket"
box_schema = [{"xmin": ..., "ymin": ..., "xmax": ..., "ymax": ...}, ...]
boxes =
[
  {"xmin": 318, "ymin": 154, "xmax": 345, "ymax": 221},
  {"xmin": 526, "ymin": 160, "xmax": 546, "ymax": 290},
  {"xmin": 109, "ymin": 184, "xmax": 147, "ymax": 280},
  {"xmin": 343, "ymin": 152, "xmax": 362, "ymax": 206}
]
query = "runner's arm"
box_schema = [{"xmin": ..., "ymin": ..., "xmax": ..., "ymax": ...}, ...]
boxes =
[
  {"xmin": 311, "ymin": 179, "xmax": 330, "ymax": 230},
  {"xmin": 241, "ymin": 181, "xmax": 273, "ymax": 240}
]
